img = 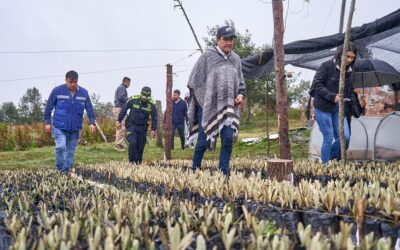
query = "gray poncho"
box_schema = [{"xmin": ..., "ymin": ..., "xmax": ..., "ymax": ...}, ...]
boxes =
[{"xmin": 187, "ymin": 46, "xmax": 246, "ymax": 141}]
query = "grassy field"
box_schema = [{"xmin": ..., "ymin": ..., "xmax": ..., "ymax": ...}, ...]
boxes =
[{"xmin": 0, "ymin": 109, "xmax": 310, "ymax": 170}]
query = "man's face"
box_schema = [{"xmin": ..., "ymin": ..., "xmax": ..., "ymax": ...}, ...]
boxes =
[
  {"xmin": 141, "ymin": 95, "xmax": 148, "ymax": 102},
  {"xmin": 123, "ymin": 80, "xmax": 131, "ymax": 88},
  {"xmin": 344, "ymin": 51, "xmax": 356, "ymax": 65},
  {"xmin": 66, "ymin": 77, "xmax": 78, "ymax": 92},
  {"xmin": 173, "ymin": 93, "xmax": 180, "ymax": 101},
  {"xmin": 217, "ymin": 36, "xmax": 234, "ymax": 54}
]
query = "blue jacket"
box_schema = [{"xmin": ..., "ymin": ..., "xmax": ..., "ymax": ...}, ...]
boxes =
[
  {"xmin": 114, "ymin": 83, "xmax": 128, "ymax": 108},
  {"xmin": 172, "ymin": 99, "xmax": 188, "ymax": 125},
  {"xmin": 44, "ymin": 84, "xmax": 96, "ymax": 132}
]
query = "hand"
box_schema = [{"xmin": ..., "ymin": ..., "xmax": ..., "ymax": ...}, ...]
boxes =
[
  {"xmin": 234, "ymin": 94, "xmax": 244, "ymax": 105},
  {"xmin": 334, "ymin": 94, "xmax": 340, "ymax": 103},
  {"xmin": 89, "ymin": 124, "xmax": 97, "ymax": 133},
  {"xmin": 45, "ymin": 124, "xmax": 52, "ymax": 135},
  {"xmin": 150, "ymin": 130, "xmax": 156, "ymax": 137},
  {"xmin": 117, "ymin": 121, "xmax": 122, "ymax": 129}
]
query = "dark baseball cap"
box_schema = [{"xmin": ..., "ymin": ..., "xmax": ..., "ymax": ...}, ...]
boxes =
[{"xmin": 217, "ymin": 26, "xmax": 236, "ymax": 38}]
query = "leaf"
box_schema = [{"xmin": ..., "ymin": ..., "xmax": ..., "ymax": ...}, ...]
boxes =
[
  {"xmin": 196, "ymin": 234, "xmax": 207, "ymax": 250},
  {"xmin": 177, "ymin": 231, "xmax": 194, "ymax": 250}
]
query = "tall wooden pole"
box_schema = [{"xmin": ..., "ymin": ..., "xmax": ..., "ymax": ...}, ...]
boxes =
[
  {"xmin": 339, "ymin": 0, "xmax": 356, "ymax": 162},
  {"xmin": 155, "ymin": 100, "xmax": 164, "ymax": 148},
  {"xmin": 165, "ymin": 64, "xmax": 173, "ymax": 160},
  {"xmin": 272, "ymin": 0, "xmax": 291, "ymax": 159}
]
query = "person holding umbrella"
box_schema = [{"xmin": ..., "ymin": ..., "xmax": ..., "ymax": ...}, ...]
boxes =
[{"xmin": 309, "ymin": 43, "xmax": 359, "ymax": 165}]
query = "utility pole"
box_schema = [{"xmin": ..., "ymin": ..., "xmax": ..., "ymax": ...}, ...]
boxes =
[
  {"xmin": 173, "ymin": 0, "xmax": 203, "ymax": 53},
  {"xmin": 339, "ymin": 0, "xmax": 347, "ymax": 33},
  {"xmin": 272, "ymin": 0, "xmax": 291, "ymax": 159},
  {"xmin": 165, "ymin": 64, "xmax": 173, "ymax": 160},
  {"xmin": 338, "ymin": 0, "xmax": 356, "ymax": 163}
]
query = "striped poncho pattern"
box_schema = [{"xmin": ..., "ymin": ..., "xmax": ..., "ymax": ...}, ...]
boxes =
[{"xmin": 187, "ymin": 46, "xmax": 246, "ymax": 142}]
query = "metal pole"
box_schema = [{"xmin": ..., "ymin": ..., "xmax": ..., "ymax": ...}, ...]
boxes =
[{"xmin": 339, "ymin": 0, "xmax": 347, "ymax": 33}]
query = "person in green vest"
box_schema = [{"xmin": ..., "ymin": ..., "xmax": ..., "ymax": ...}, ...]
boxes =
[{"xmin": 117, "ymin": 86, "xmax": 157, "ymax": 164}]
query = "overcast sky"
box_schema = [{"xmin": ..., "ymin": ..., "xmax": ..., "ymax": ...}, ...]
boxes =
[{"xmin": 0, "ymin": 0, "xmax": 399, "ymax": 106}]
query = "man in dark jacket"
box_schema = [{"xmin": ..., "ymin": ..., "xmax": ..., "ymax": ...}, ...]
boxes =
[
  {"xmin": 169, "ymin": 89, "xmax": 188, "ymax": 150},
  {"xmin": 118, "ymin": 86, "xmax": 157, "ymax": 164},
  {"xmin": 113, "ymin": 77, "xmax": 131, "ymax": 151},
  {"xmin": 44, "ymin": 70, "xmax": 96, "ymax": 174}
]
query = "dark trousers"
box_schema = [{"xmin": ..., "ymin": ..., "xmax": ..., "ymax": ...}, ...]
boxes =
[
  {"xmin": 171, "ymin": 123, "xmax": 185, "ymax": 150},
  {"xmin": 191, "ymin": 106, "xmax": 234, "ymax": 176},
  {"xmin": 127, "ymin": 127, "xmax": 147, "ymax": 164}
]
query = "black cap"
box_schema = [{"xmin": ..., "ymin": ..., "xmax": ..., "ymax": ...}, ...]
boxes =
[
  {"xmin": 217, "ymin": 26, "xmax": 236, "ymax": 39},
  {"xmin": 141, "ymin": 86, "xmax": 151, "ymax": 97}
]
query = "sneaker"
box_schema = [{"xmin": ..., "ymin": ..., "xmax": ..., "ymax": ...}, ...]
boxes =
[{"xmin": 114, "ymin": 144, "xmax": 125, "ymax": 151}]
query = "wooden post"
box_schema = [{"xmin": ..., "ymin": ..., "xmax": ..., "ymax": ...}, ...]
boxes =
[
  {"xmin": 394, "ymin": 89, "xmax": 399, "ymax": 109},
  {"xmin": 266, "ymin": 159, "xmax": 293, "ymax": 182},
  {"xmin": 95, "ymin": 121, "xmax": 107, "ymax": 143},
  {"xmin": 300, "ymin": 98, "xmax": 306, "ymax": 127},
  {"xmin": 356, "ymin": 198, "xmax": 366, "ymax": 246},
  {"xmin": 156, "ymin": 100, "xmax": 164, "ymax": 148},
  {"xmin": 272, "ymin": 0, "xmax": 291, "ymax": 159},
  {"xmin": 165, "ymin": 64, "xmax": 173, "ymax": 160},
  {"xmin": 338, "ymin": 0, "xmax": 356, "ymax": 162}
]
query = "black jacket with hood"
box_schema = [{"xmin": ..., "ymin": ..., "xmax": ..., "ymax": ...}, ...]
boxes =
[{"xmin": 310, "ymin": 59, "xmax": 359, "ymax": 118}]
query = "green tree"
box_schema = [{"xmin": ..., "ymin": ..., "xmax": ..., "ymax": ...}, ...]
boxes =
[
  {"xmin": 18, "ymin": 87, "xmax": 43, "ymax": 124},
  {"xmin": 0, "ymin": 102, "xmax": 20, "ymax": 123},
  {"xmin": 91, "ymin": 93, "xmax": 113, "ymax": 119},
  {"xmin": 287, "ymin": 78, "xmax": 311, "ymax": 107}
]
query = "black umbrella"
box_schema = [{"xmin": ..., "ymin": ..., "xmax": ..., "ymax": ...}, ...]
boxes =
[{"xmin": 353, "ymin": 58, "xmax": 400, "ymax": 89}]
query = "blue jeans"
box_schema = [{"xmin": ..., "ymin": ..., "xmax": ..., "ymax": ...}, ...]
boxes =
[
  {"xmin": 314, "ymin": 106, "xmax": 350, "ymax": 164},
  {"xmin": 52, "ymin": 127, "xmax": 79, "ymax": 173},
  {"xmin": 171, "ymin": 123, "xmax": 185, "ymax": 150},
  {"xmin": 192, "ymin": 106, "xmax": 234, "ymax": 175}
]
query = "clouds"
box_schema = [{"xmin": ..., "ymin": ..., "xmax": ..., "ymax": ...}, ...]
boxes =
[{"xmin": 0, "ymin": 0, "xmax": 398, "ymax": 106}]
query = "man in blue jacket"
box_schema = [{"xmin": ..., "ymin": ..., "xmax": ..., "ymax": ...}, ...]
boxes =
[
  {"xmin": 44, "ymin": 70, "xmax": 96, "ymax": 174},
  {"xmin": 171, "ymin": 89, "xmax": 188, "ymax": 150}
]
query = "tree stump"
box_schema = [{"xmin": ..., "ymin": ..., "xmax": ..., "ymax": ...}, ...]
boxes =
[{"xmin": 266, "ymin": 159, "xmax": 293, "ymax": 182}]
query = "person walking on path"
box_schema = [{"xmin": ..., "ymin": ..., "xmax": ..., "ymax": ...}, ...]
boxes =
[
  {"xmin": 187, "ymin": 25, "xmax": 246, "ymax": 176},
  {"xmin": 113, "ymin": 76, "xmax": 131, "ymax": 151},
  {"xmin": 44, "ymin": 70, "xmax": 96, "ymax": 174},
  {"xmin": 167, "ymin": 89, "xmax": 188, "ymax": 150},
  {"xmin": 310, "ymin": 43, "xmax": 359, "ymax": 165},
  {"xmin": 118, "ymin": 86, "xmax": 157, "ymax": 164}
]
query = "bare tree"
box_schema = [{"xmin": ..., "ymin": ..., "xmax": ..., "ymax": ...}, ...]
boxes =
[
  {"xmin": 272, "ymin": 0, "xmax": 291, "ymax": 159},
  {"xmin": 339, "ymin": 0, "xmax": 356, "ymax": 162}
]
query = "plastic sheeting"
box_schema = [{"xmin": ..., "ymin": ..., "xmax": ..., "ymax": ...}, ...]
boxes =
[
  {"xmin": 309, "ymin": 112, "xmax": 400, "ymax": 161},
  {"xmin": 242, "ymin": 9, "xmax": 400, "ymax": 80}
]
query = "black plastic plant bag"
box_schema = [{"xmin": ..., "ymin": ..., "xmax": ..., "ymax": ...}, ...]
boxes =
[
  {"xmin": 380, "ymin": 222, "xmax": 399, "ymax": 245},
  {"xmin": 282, "ymin": 210, "xmax": 301, "ymax": 240},
  {"xmin": 365, "ymin": 218, "xmax": 382, "ymax": 238},
  {"xmin": 302, "ymin": 208, "xmax": 340, "ymax": 235}
]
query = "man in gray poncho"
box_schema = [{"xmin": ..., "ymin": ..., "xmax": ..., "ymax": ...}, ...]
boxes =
[{"xmin": 187, "ymin": 25, "xmax": 246, "ymax": 176}]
